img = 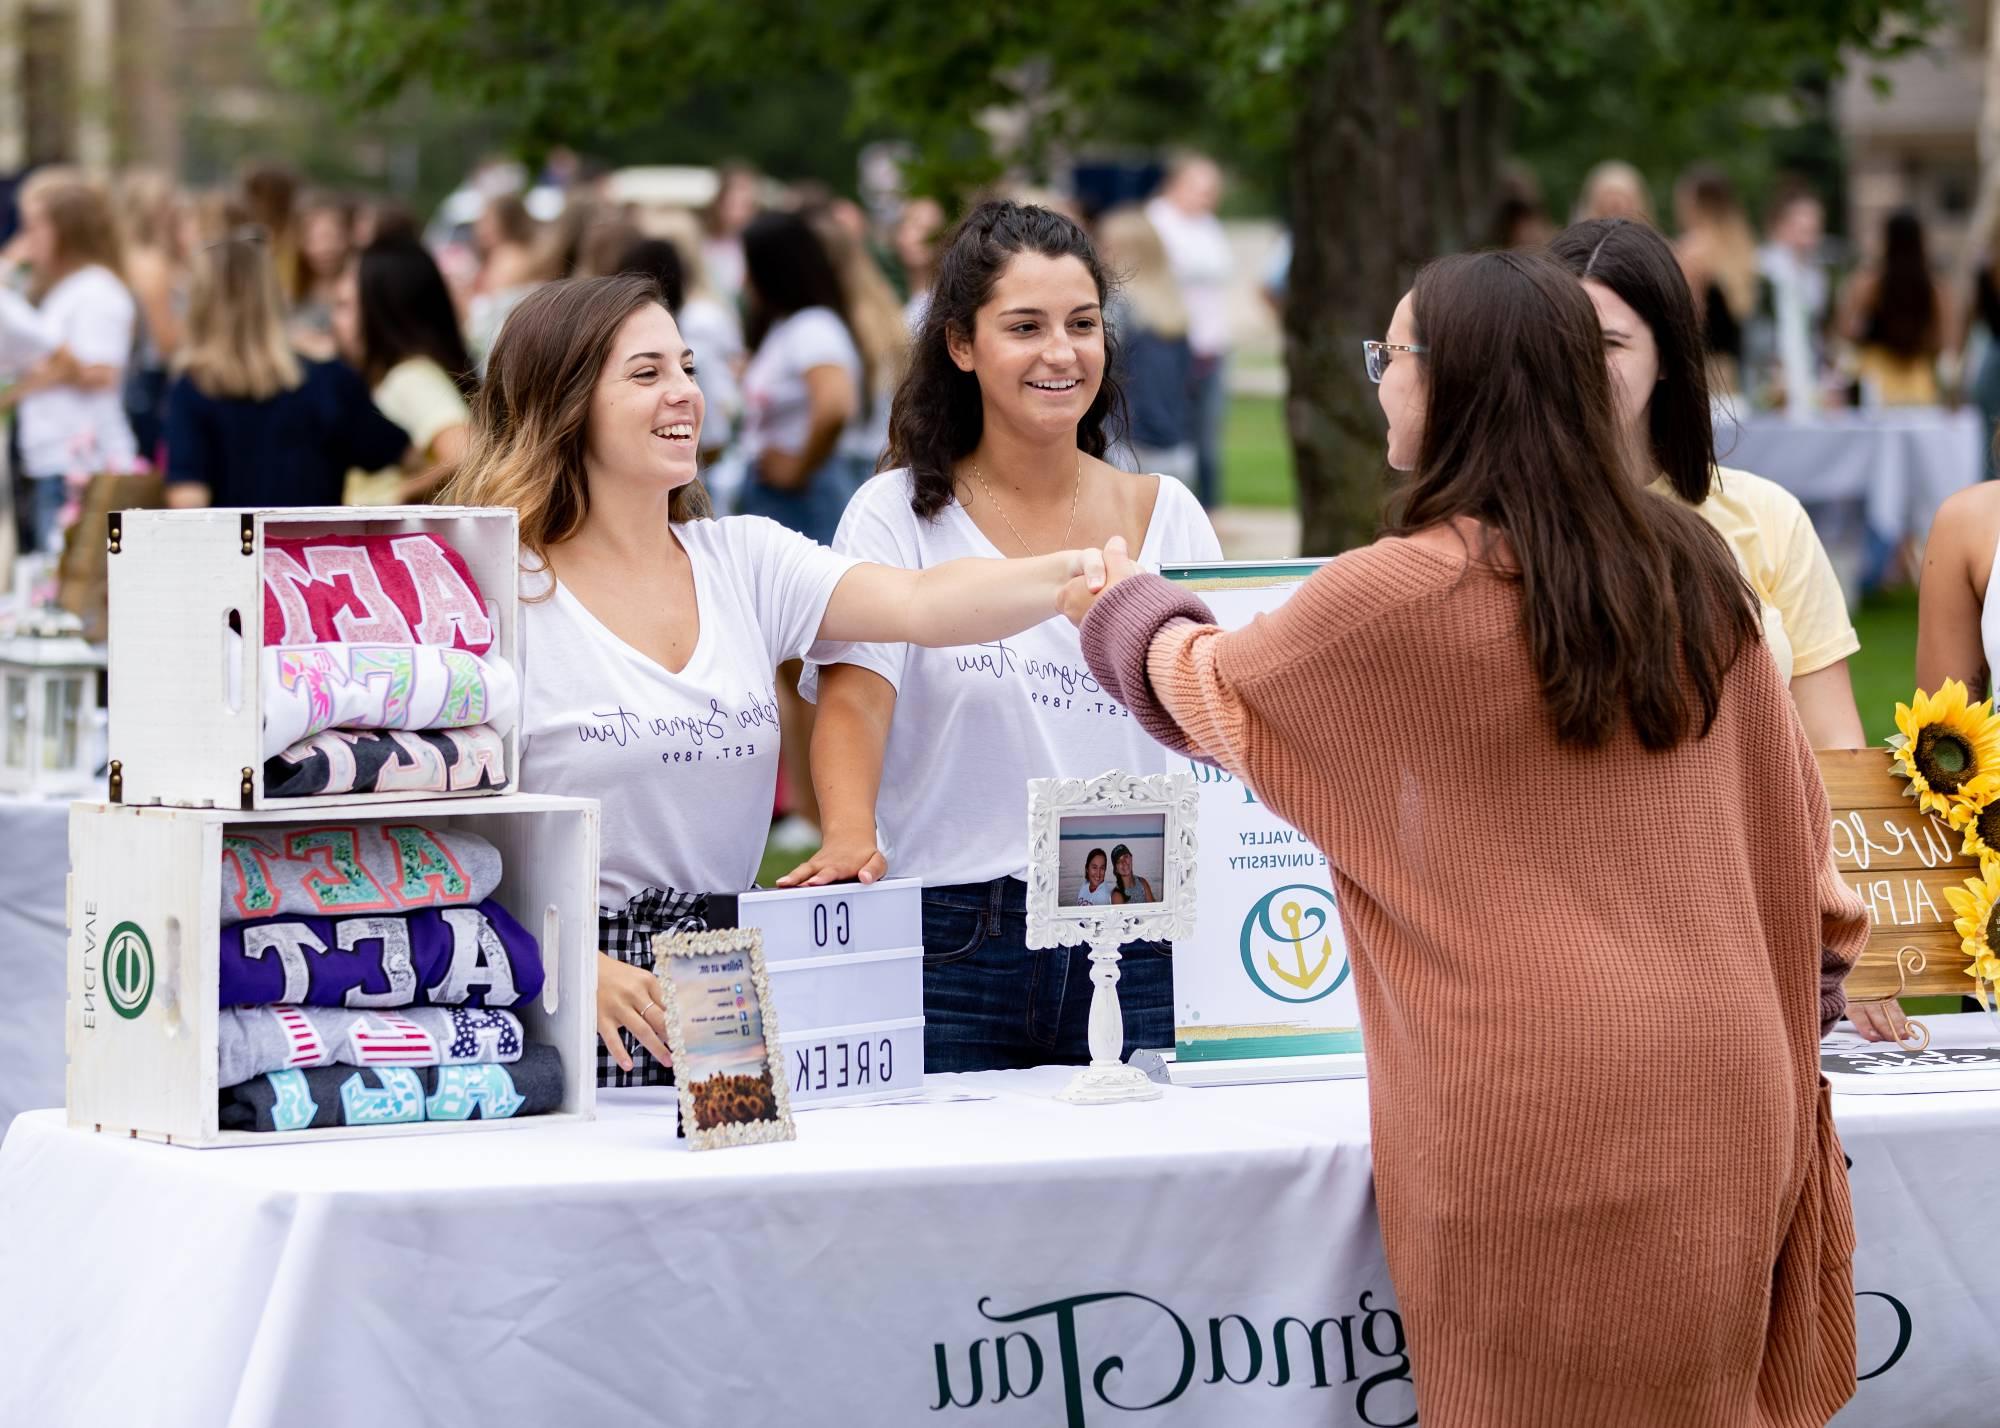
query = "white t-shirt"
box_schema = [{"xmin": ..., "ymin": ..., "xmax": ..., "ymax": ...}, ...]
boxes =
[
  {"xmin": 11, "ymin": 266, "xmax": 139, "ymax": 477},
  {"xmin": 519, "ymin": 516, "xmax": 860, "ymax": 906},
  {"xmin": 1144, "ymin": 197, "xmax": 1233, "ymax": 360},
  {"xmin": 740, "ymin": 307, "xmax": 862, "ymax": 461},
  {"xmin": 802, "ymin": 468, "xmax": 1224, "ymax": 887}
]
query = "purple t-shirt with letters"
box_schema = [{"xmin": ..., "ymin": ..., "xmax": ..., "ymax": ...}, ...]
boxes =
[{"xmin": 218, "ymin": 901, "xmax": 543, "ymax": 1008}]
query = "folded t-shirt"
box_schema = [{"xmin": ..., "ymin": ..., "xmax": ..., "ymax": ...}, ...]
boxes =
[
  {"xmin": 217, "ymin": 1004, "xmax": 527, "ymax": 1087},
  {"xmin": 219, "ymin": 1043, "xmax": 564, "ymax": 1132},
  {"xmin": 263, "ymin": 533, "xmax": 495, "ymax": 655},
  {"xmin": 264, "ymin": 724, "xmax": 507, "ymax": 799},
  {"xmin": 223, "ymin": 824, "xmax": 502, "ymax": 925},
  {"xmin": 262, "ymin": 642, "xmax": 520, "ymax": 759},
  {"xmin": 218, "ymin": 901, "xmax": 544, "ymax": 1009}
]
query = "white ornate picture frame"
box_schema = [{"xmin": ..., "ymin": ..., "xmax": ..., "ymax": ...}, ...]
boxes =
[
  {"xmin": 653, "ymin": 927, "xmax": 798, "ymax": 1150},
  {"xmin": 1025, "ymin": 769, "xmax": 1198, "ymax": 1104},
  {"xmin": 1026, "ymin": 769, "xmax": 1199, "ymax": 950}
]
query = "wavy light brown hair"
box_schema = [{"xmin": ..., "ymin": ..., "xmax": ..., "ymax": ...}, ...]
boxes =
[
  {"xmin": 1388, "ymin": 249, "xmax": 1758, "ymax": 751},
  {"xmin": 179, "ymin": 227, "xmax": 303, "ymax": 400},
  {"xmin": 442, "ymin": 274, "xmax": 711, "ymax": 574},
  {"xmin": 22, "ymin": 173, "xmax": 123, "ymax": 298}
]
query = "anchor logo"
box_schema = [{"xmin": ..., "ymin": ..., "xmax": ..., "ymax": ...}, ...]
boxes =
[
  {"xmin": 1240, "ymin": 884, "xmax": 1347, "ymax": 1004},
  {"xmin": 1267, "ymin": 900, "xmax": 1334, "ymax": 990}
]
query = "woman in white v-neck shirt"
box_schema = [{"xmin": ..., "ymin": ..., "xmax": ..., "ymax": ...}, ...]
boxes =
[
  {"xmin": 443, "ymin": 274, "xmax": 1111, "ymax": 1087},
  {"xmin": 794, "ymin": 201, "xmax": 1223, "ymax": 1072}
]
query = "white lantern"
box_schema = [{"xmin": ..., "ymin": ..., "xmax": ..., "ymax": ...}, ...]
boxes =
[{"xmin": 0, "ymin": 611, "xmax": 104, "ymax": 796}]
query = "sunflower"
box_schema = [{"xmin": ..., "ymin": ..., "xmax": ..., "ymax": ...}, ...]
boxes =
[
  {"xmin": 1944, "ymin": 865, "xmax": 2000, "ymax": 1008},
  {"xmin": 1949, "ymin": 780, "xmax": 2000, "ymax": 866},
  {"xmin": 1891, "ymin": 681, "xmax": 2000, "ymax": 817}
]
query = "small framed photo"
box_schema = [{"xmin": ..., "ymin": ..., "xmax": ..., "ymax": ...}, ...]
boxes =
[
  {"xmin": 652, "ymin": 927, "xmax": 797, "ymax": 1150},
  {"xmin": 1026, "ymin": 770, "xmax": 1199, "ymax": 950}
]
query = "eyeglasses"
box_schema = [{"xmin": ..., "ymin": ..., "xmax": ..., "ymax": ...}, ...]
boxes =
[{"xmin": 1363, "ymin": 340, "xmax": 1426, "ymax": 384}]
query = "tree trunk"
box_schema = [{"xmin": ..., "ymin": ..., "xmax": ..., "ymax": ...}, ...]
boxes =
[{"xmin": 1284, "ymin": 3, "xmax": 1508, "ymax": 554}]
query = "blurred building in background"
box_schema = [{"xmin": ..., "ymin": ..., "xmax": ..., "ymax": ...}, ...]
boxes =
[
  {"xmin": 1838, "ymin": 0, "xmax": 1986, "ymax": 264},
  {"xmin": 0, "ymin": 0, "xmax": 481, "ymax": 207}
]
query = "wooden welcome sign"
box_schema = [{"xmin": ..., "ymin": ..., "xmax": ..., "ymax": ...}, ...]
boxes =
[{"xmin": 1816, "ymin": 748, "xmax": 1978, "ymax": 1000}]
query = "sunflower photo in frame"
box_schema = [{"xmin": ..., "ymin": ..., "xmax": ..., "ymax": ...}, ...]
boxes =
[{"xmin": 653, "ymin": 927, "xmax": 797, "ymax": 1150}]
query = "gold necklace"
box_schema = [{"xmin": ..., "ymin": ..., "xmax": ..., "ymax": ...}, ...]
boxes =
[{"xmin": 967, "ymin": 455, "xmax": 1083, "ymax": 557}]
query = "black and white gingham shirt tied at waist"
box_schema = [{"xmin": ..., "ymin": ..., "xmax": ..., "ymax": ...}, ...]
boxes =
[{"xmin": 596, "ymin": 886, "xmax": 740, "ymax": 1088}]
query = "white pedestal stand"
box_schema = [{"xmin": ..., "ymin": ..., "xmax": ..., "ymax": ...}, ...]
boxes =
[{"xmin": 1056, "ymin": 939, "xmax": 1163, "ymax": 1104}]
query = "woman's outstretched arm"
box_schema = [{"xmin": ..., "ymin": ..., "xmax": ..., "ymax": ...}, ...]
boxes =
[{"xmin": 818, "ymin": 548, "xmax": 1106, "ymax": 647}]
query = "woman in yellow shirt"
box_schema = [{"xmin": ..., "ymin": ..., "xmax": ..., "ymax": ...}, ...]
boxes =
[
  {"xmin": 332, "ymin": 234, "xmax": 474, "ymax": 504},
  {"xmin": 1551, "ymin": 218, "xmax": 1863, "ymax": 745},
  {"xmin": 1552, "ymin": 218, "xmax": 1905, "ymax": 1045}
]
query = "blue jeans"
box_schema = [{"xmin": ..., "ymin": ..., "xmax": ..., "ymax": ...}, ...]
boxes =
[
  {"xmin": 1188, "ymin": 353, "xmax": 1228, "ymax": 509},
  {"xmin": 28, "ymin": 476, "xmax": 67, "ymax": 553},
  {"xmin": 921, "ymin": 877, "xmax": 1174, "ymax": 1073},
  {"xmin": 735, "ymin": 452, "xmax": 861, "ymax": 546}
]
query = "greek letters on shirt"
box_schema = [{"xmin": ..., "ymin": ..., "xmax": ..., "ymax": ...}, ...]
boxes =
[
  {"xmin": 574, "ymin": 689, "xmax": 781, "ymax": 763},
  {"xmin": 262, "ymin": 533, "xmax": 495, "ymax": 654},
  {"xmin": 952, "ymin": 637, "xmax": 1134, "ymax": 721},
  {"xmin": 218, "ymin": 903, "xmax": 544, "ymax": 1008}
]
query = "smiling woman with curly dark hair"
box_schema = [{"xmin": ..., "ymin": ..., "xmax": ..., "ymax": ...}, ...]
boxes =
[{"xmin": 791, "ymin": 199, "xmax": 1223, "ymax": 1073}]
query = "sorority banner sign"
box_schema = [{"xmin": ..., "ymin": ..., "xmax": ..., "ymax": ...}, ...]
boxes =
[{"xmin": 1160, "ymin": 562, "xmax": 1360, "ymax": 1062}]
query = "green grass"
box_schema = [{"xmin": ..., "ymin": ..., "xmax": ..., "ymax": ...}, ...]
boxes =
[
  {"xmin": 1220, "ymin": 394, "xmax": 1297, "ymax": 510},
  {"xmin": 1851, "ymin": 587, "xmax": 1919, "ymax": 747}
]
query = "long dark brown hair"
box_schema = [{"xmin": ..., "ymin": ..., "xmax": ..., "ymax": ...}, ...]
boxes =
[
  {"xmin": 352, "ymin": 235, "xmax": 474, "ymax": 395},
  {"xmin": 440, "ymin": 275, "xmax": 710, "ymax": 574},
  {"xmin": 888, "ymin": 200, "xmax": 1126, "ymax": 518},
  {"xmin": 1548, "ymin": 218, "xmax": 1716, "ymax": 503},
  {"xmin": 1867, "ymin": 209, "xmax": 1940, "ymax": 359},
  {"xmin": 1388, "ymin": 250, "xmax": 1757, "ymax": 750}
]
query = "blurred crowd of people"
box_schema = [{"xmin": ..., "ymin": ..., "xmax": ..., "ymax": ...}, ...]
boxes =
[
  {"xmin": 0, "ymin": 150, "xmax": 1246, "ymax": 575},
  {"xmin": 0, "ymin": 149, "xmax": 1246, "ymax": 848},
  {"xmin": 1479, "ymin": 157, "xmax": 1994, "ymax": 434}
]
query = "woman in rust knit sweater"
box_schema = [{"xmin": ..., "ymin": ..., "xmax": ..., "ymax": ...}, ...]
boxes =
[{"xmin": 1064, "ymin": 250, "xmax": 1867, "ymax": 1427}]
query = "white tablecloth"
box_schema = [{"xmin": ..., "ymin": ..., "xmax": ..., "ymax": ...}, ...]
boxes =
[
  {"xmin": 0, "ymin": 794, "xmax": 71, "ymax": 1129},
  {"xmin": 3, "ymin": 1022, "xmax": 1997, "ymax": 1427},
  {"xmin": 1715, "ymin": 405, "xmax": 1983, "ymax": 552}
]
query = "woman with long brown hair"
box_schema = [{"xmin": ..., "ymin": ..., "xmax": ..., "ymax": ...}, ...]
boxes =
[
  {"xmin": 441, "ymin": 273, "xmax": 1109, "ymax": 1089},
  {"xmin": 1839, "ymin": 208, "xmax": 1956, "ymax": 406},
  {"xmin": 1063, "ymin": 249, "xmax": 1864, "ymax": 1426}
]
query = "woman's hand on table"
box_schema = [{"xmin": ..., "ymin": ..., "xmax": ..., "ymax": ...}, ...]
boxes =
[
  {"xmin": 775, "ymin": 827, "xmax": 887, "ymax": 888},
  {"xmin": 1848, "ymin": 998, "xmax": 1912, "ymax": 1044},
  {"xmin": 598, "ymin": 952, "xmax": 673, "ymax": 1071},
  {"xmin": 1057, "ymin": 535, "xmax": 1135, "ymax": 626}
]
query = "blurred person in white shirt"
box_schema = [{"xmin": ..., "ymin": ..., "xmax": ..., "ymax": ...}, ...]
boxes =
[
  {"xmin": 0, "ymin": 172, "xmax": 139, "ymax": 551},
  {"xmin": 1144, "ymin": 154, "xmax": 1232, "ymax": 508}
]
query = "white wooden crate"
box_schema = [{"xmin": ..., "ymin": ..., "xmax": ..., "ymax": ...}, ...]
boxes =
[
  {"xmin": 737, "ymin": 880, "xmax": 924, "ymax": 1106},
  {"xmin": 105, "ymin": 506, "xmax": 520, "ymax": 811},
  {"xmin": 66, "ymin": 792, "xmax": 598, "ymax": 1146}
]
